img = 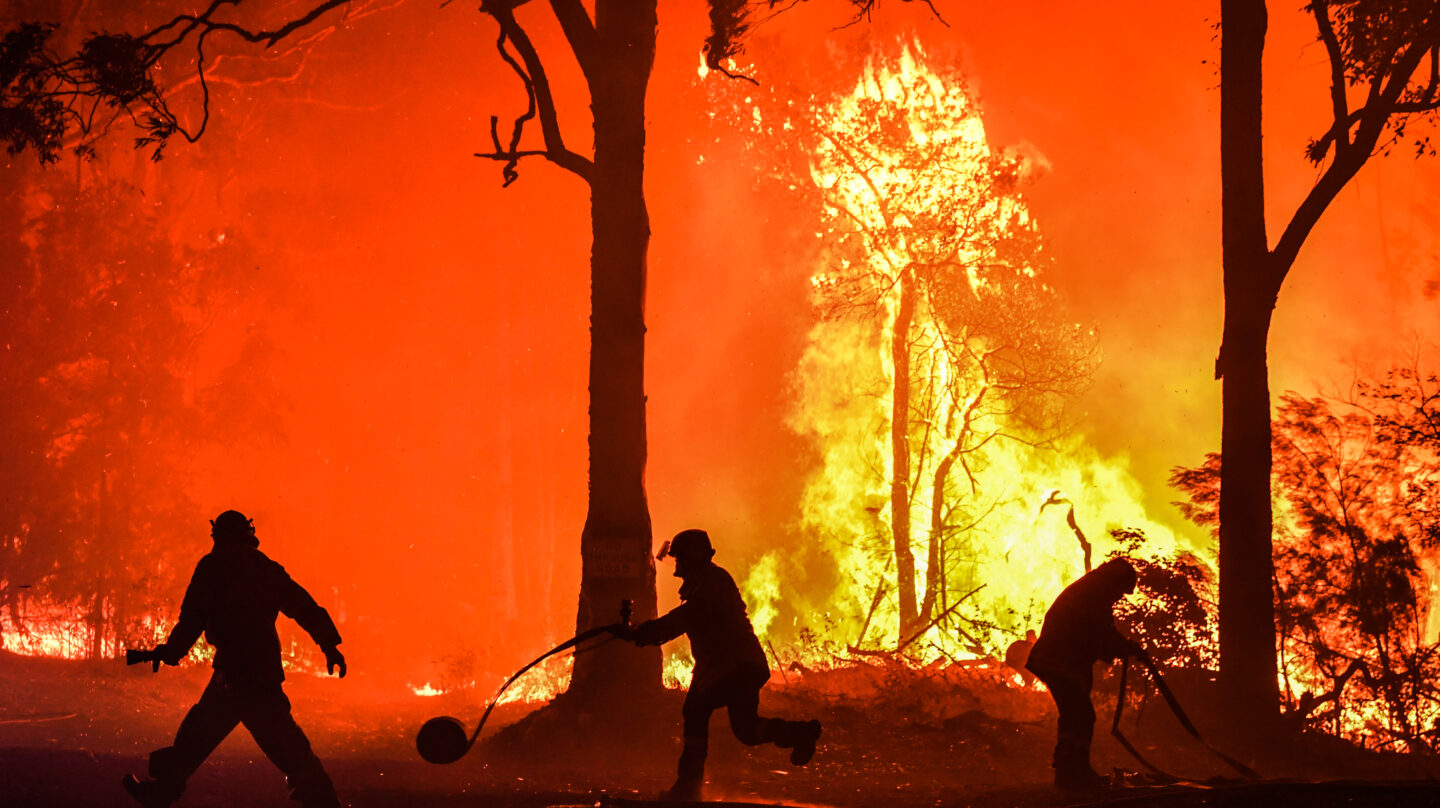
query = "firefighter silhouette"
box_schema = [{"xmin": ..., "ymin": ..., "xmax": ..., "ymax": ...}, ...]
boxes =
[
  {"xmin": 1025, "ymin": 557, "xmax": 1142, "ymax": 789},
  {"xmin": 624, "ymin": 529, "xmax": 822, "ymax": 801},
  {"xmin": 122, "ymin": 511, "xmax": 346, "ymax": 808}
]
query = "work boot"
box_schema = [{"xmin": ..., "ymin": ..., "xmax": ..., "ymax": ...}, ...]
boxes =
[
  {"xmin": 658, "ymin": 776, "xmax": 704, "ymax": 802},
  {"xmin": 788, "ymin": 719, "xmax": 822, "ymax": 766},
  {"xmin": 122, "ymin": 774, "xmax": 182, "ymax": 808},
  {"xmin": 1053, "ymin": 765, "xmax": 1108, "ymax": 790}
]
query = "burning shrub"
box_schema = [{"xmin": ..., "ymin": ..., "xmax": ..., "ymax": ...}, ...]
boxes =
[
  {"xmin": 1172, "ymin": 367, "xmax": 1440, "ymax": 751},
  {"xmin": 1107, "ymin": 528, "xmax": 1217, "ymax": 672}
]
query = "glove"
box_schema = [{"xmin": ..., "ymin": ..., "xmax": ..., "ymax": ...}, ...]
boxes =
[
  {"xmin": 155, "ymin": 643, "xmax": 186, "ymax": 669},
  {"xmin": 323, "ymin": 645, "xmax": 347, "ymax": 678},
  {"xmin": 629, "ymin": 620, "xmax": 663, "ymax": 647}
]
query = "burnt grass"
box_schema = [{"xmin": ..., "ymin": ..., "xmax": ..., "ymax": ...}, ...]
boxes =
[{"xmin": 1, "ymin": 651, "xmax": 1436, "ymax": 807}]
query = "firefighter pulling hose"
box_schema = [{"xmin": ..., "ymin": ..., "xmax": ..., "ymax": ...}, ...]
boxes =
[
  {"xmin": 622, "ymin": 529, "xmax": 822, "ymax": 801},
  {"xmin": 1026, "ymin": 557, "xmax": 1143, "ymax": 789},
  {"xmin": 419, "ymin": 529, "xmax": 821, "ymax": 803},
  {"xmin": 1025, "ymin": 555, "xmax": 1260, "ymax": 791}
]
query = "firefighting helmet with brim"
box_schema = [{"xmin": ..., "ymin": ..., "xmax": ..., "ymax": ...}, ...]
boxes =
[
  {"xmin": 1097, "ymin": 556, "xmax": 1137, "ymax": 595},
  {"xmin": 659, "ymin": 528, "xmax": 715, "ymax": 562},
  {"xmin": 211, "ymin": 510, "xmax": 256, "ymax": 542}
]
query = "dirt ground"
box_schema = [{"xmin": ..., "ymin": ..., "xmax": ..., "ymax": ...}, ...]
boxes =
[{"xmin": 2, "ymin": 652, "xmax": 1435, "ymax": 808}]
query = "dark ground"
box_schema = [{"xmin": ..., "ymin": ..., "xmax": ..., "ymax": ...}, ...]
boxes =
[{"xmin": 2, "ymin": 652, "xmax": 1436, "ymax": 807}]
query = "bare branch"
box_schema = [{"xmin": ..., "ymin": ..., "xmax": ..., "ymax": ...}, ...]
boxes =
[
  {"xmin": 1310, "ymin": 0, "xmax": 1351, "ymax": 156},
  {"xmin": 139, "ymin": 0, "xmax": 351, "ymax": 49},
  {"xmin": 480, "ymin": 2, "xmax": 592, "ymax": 184}
]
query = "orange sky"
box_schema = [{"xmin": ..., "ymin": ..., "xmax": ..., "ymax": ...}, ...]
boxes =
[{"xmin": 6, "ymin": 0, "xmax": 1439, "ymax": 686}]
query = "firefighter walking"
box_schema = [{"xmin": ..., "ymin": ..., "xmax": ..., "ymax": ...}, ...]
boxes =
[{"xmin": 122, "ymin": 510, "xmax": 347, "ymax": 808}]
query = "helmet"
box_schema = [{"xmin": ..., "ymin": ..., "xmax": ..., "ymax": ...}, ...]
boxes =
[
  {"xmin": 211, "ymin": 510, "xmax": 257, "ymax": 546},
  {"xmin": 660, "ymin": 529, "xmax": 714, "ymax": 561},
  {"xmin": 1097, "ymin": 557, "xmax": 1137, "ymax": 595}
]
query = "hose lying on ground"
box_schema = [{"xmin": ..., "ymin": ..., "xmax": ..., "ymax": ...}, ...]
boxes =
[{"xmin": 1110, "ymin": 653, "xmax": 1261, "ymax": 782}]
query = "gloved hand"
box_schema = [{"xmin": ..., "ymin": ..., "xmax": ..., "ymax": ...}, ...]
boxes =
[
  {"xmin": 629, "ymin": 620, "xmax": 663, "ymax": 647},
  {"xmin": 323, "ymin": 645, "xmax": 347, "ymax": 678},
  {"xmin": 155, "ymin": 642, "xmax": 186, "ymax": 670}
]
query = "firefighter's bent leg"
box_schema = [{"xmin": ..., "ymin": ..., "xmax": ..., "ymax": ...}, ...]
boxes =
[
  {"xmin": 724, "ymin": 682, "xmax": 779, "ymax": 746},
  {"xmin": 240, "ymin": 686, "xmax": 339, "ymax": 808},
  {"xmin": 148, "ymin": 672, "xmax": 242, "ymax": 798},
  {"xmin": 724, "ymin": 679, "xmax": 821, "ymax": 766}
]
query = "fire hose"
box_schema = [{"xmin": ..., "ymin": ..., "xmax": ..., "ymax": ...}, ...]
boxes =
[
  {"xmin": 1111, "ymin": 652, "xmax": 1260, "ymax": 782},
  {"xmin": 415, "ymin": 599, "xmax": 635, "ymax": 764}
]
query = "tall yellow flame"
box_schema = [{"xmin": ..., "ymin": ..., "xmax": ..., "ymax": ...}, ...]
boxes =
[{"xmin": 748, "ymin": 43, "xmax": 1197, "ymax": 662}]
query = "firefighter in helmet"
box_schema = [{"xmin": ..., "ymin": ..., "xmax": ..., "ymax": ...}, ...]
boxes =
[
  {"xmin": 624, "ymin": 529, "xmax": 822, "ymax": 801},
  {"xmin": 1025, "ymin": 557, "xmax": 1143, "ymax": 790},
  {"xmin": 122, "ymin": 510, "xmax": 346, "ymax": 808}
]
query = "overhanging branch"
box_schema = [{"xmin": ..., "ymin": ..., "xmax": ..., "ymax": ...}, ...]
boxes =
[
  {"xmin": 480, "ymin": 1, "xmax": 593, "ymax": 185},
  {"xmin": 1310, "ymin": 0, "xmax": 1351, "ymax": 157}
]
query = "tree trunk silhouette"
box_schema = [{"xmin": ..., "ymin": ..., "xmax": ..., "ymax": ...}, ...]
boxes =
[
  {"xmin": 567, "ymin": 0, "xmax": 663, "ymax": 702},
  {"xmin": 1218, "ymin": 0, "xmax": 1280, "ymax": 726}
]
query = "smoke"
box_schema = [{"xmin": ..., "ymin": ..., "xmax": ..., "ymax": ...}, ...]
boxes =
[{"xmin": 4, "ymin": 0, "xmax": 1438, "ymax": 692}]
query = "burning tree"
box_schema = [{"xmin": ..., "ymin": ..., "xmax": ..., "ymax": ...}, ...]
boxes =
[
  {"xmin": 1174, "ymin": 370, "xmax": 1440, "ymax": 750},
  {"xmin": 0, "ymin": 171, "xmax": 275, "ymax": 660},
  {"xmin": 1217, "ymin": 0, "xmax": 1440, "ymax": 727},
  {"xmin": 0, "ymin": 0, "xmax": 919, "ymax": 705},
  {"xmin": 788, "ymin": 47, "xmax": 1096, "ymax": 655}
]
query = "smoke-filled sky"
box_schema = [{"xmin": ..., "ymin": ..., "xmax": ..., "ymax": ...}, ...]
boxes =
[{"xmin": 4, "ymin": 0, "xmax": 1439, "ymax": 686}]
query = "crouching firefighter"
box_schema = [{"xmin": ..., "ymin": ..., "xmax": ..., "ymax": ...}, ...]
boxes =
[
  {"xmin": 122, "ymin": 510, "xmax": 347, "ymax": 808},
  {"xmin": 623, "ymin": 529, "xmax": 822, "ymax": 801},
  {"xmin": 1025, "ymin": 557, "xmax": 1143, "ymax": 790}
]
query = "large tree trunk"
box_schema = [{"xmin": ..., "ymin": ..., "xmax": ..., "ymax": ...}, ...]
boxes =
[
  {"xmin": 567, "ymin": 0, "xmax": 663, "ymax": 702},
  {"xmin": 891, "ymin": 269, "xmax": 919, "ymax": 640},
  {"xmin": 1218, "ymin": 0, "xmax": 1281, "ymax": 727}
]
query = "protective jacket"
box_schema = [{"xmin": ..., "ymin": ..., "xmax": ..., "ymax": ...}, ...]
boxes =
[
  {"xmin": 159, "ymin": 542, "xmax": 341, "ymax": 686},
  {"xmin": 1025, "ymin": 567, "xmax": 1132, "ymax": 680},
  {"xmin": 633, "ymin": 561, "xmax": 769, "ymax": 692}
]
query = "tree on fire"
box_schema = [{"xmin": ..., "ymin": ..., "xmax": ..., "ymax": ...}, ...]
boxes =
[
  {"xmin": 806, "ymin": 49, "xmax": 1096, "ymax": 648},
  {"xmin": 0, "ymin": 170, "xmax": 275, "ymax": 660},
  {"xmin": 1218, "ymin": 0, "xmax": 1440, "ymax": 729},
  {"xmin": 0, "ymin": 0, "xmax": 914, "ymax": 701},
  {"xmin": 1107, "ymin": 528, "xmax": 1216, "ymax": 674},
  {"xmin": 1174, "ymin": 372, "xmax": 1440, "ymax": 750}
]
